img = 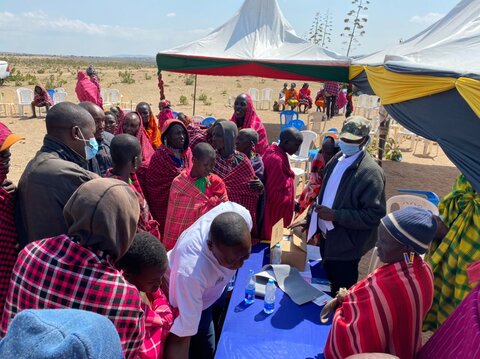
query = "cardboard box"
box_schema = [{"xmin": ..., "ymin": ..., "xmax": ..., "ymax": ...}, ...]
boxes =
[{"xmin": 270, "ymin": 219, "xmax": 307, "ymax": 271}]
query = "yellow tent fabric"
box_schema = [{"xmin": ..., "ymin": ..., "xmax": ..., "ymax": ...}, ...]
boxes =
[
  {"xmin": 456, "ymin": 77, "xmax": 480, "ymax": 117},
  {"xmin": 349, "ymin": 65, "xmax": 364, "ymax": 80},
  {"xmin": 364, "ymin": 66, "xmax": 456, "ymax": 105},
  {"xmin": 352, "ymin": 65, "xmax": 480, "ymax": 117}
]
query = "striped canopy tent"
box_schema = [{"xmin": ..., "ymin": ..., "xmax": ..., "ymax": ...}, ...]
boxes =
[
  {"xmin": 350, "ymin": 0, "xmax": 480, "ymax": 192},
  {"xmin": 156, "ymin": 0, "xmax": 350, "ymax": 102}
]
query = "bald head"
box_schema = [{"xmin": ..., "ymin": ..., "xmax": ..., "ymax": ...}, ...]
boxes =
[
  {"xmin": 79, "ymin": 102, "xmax": 105, "ymax": 140},
  {"xmin": 45, "ymin": 102, "xmax": 96, "ymax": 159},
  {"xmin": 110, "ymin": 134, "xmax": 141, "ymax": 167},
  {"xmin": 207, "ymin": 210, "xmax": 252, "ymax": 270},
  {"xmin": 193, "ymin": 142, "xmax": 216, "ymax": 161},
  {"xmin": 210, "ymin": 212, "xmax": 251, "ymax": 247},
  {"xmin": 239, "ymin": 129, "xmax": 258, "ymax": 145},
  {"xmin": 235, "ymin": 128, "xmax": 258, "ymax": 157},
  {"xmin": 279, "ymin": 127, "xmax": 303, "ymax": 155},
  {"xmin": 78, "ymin": 101, "xmax": 103, "ymax": 117},
  {"xmin": 46, "ymin": 102, "xmax": 94, "ymax": 134}
]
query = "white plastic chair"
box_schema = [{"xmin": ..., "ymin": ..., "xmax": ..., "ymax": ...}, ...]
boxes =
[
  {"xmin": 192, "ymin": 115, "xmax": 204, "ymax": 123},
  {"xmin": 101, "ymin": 88, "xmax": 110, "ymax": 107},
  {"xmin": 54, "ymin": 87, "xmax": 66, "ymax": 93},
  {"xmin": 0, "ymin": 93, "xmax": 15, "ymax": 116},
  {"xmin": 366, "ymin": 95, "xmax": 381, "ymax": 119},
  {"xmin": 248, "ymin": 88, "xmax": 260, "ymax": 108},
  {"xmin": 354, "ymin": 94, "xmax": 370, "ymax": 117},
  {"xmin": 260, "ymin": 88, "xmax": 273, "ymax": 110},
  {"xmin": 368, "ymin": 195, "xmax": 439, "ymax": 273},
  {"xmin": 291, "ymin": 166, "xmax": 305, "ymax": 192},
  {"xmin": 53, "ymin": 91, "xmax": 67, "ymax": 104},
  {"xmin": 290, "ymin": 130, "xmax": 318, "ymax": 172},
  {"xmin": 108, "ymin": 89, "xmax": 121, "ymax": 105},
  {"xmin": 396, "ymin": 126, "xmax": 417, "ymax": 151},
  {"xmin": 414, "ymin": 138, "xmax": 440, "ymax": 157},
  {"xmin": 16, "ymin": 88, "xmax": 34, "ymax": 116},
  {"xmin": 307, "ymin": 112, "xmax": 327, "ymax": 134}
]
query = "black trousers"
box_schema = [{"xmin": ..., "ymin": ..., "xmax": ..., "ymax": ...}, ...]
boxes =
[
  {"xmin": 326, "ymin": 95, "xmax": 337, "ymax": 119},
  {"xmin": 189, "ymin": 289, "xmax": 227, "ymax": 359},
  {"xmin": 320, "ymin": 238, "xmax": 360, "ymax": 295}
]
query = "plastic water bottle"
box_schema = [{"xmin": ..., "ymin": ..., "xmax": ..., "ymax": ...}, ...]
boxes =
[
  {"xmin": 263, "ymin": 278, "xmax": 276, "ymax": 314},
  {"xmin": 271, "ymin": 243, "xmax": 282, "ymax": 264},
  {"xmin": 227, "ymin": 272, "xmax": 236, "ymax": 292},
  {"xmin": 244, "ymin": 269, "xmax": 256, "ymax": 304}
]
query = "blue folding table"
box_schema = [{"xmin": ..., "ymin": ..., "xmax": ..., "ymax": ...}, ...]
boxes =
[{"xmin": 215, "ymin": 245, "xmax": 331, "ymax": 359}]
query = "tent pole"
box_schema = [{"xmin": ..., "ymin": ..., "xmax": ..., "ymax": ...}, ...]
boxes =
[
  {"xmin": 377, "ymin": 107, "xmax": 390, "ymax": 166},
  {"xmin": 193, "ymin": 74, "xmax": 198, "ymax": 116}
]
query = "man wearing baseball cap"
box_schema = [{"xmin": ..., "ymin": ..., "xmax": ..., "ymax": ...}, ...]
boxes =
[
  {"xmin": 0, "ymin": 122, "xmax": 24, "ymax": 322},
  {"xmin": 309, "ymin": 116, "xmax": 386, "ymax": 294}
]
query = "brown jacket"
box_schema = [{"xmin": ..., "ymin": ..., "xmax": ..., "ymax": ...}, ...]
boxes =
[{"xmin": 16, "ymin": 135, "xmax": 97, "ymax": 247}]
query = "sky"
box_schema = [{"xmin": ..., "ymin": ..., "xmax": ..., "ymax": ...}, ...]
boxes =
[{"xmin": 0, "ymin": 0, "xmax": 460, "ymax": 58}]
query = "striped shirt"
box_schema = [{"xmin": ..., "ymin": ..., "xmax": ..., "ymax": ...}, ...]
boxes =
[{"xmin": 325, "ymin": 256, "xmax": 434, "ymax": 359}]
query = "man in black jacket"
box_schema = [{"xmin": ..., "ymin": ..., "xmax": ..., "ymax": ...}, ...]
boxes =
[
  {"xmin": 16, "ymin": 102, "xmax": 98, "ymax": 246},
  {"xmin": 310, "ymin": 116, "xmax": 385, "ymax": 294}
]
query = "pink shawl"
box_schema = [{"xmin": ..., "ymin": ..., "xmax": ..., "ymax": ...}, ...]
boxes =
[
  {"xmin": 75, "ymin": 71, "xmax": 103, "ymax": 108},
  {"xmin": 230, "ymin": 93, "xmax": 268, "ymax": 155}
]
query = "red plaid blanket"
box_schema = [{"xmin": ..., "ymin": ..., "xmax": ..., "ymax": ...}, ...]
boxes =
[
  {"xmin": 213, "ymin": 153, "xmax": 259, "ymax": 236},
  {"xmin": 1, "ymin": 235, "xmax": 145, "ymax": 358},
  {"xmin": 0, "ymin": 187, "xmax": 18, "ymax": 322},
  {"xmin": 145, "ymin": 146, "xmax": 192, "ymax": 236},
  {"xmin": 163, "ymin": 171, "xmax": 228, "ymax": 250}
]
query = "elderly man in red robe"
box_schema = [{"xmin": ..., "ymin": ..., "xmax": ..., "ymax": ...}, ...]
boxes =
[
  {"xmin": 262, "ymin": 127, "xmax": 303, "ymax": 240},
  {"xmin": 0, "ymin": 122, "xmax": 24, "ymax": 321}
]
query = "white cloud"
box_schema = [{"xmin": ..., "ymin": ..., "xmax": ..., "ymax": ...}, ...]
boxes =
[
  {"xmin": 0, "ymin": 11, "xmax": 151, "ymax": 39},
  {"xmin": 409, "ymin": 12, "xmax": 444, "ymax": 25},
  {"xmin": 166, "ymin": 12, "xmax": 176, "ymax": 18}
]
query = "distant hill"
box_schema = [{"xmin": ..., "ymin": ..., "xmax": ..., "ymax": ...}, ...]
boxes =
[{"xmin": 0, "ymin": 52, "xmax": 155, "ymax": 65}]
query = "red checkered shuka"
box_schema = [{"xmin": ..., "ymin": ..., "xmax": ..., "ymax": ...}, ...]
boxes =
[
  {"xmin": 323, "ymin": 81, "xmax": 341, "ymax": 96},
  {"xmin": 213, "ymin": 152, "xmax": 259, "ymax": 232},
  {"xmin": 0, "ymin": 235, "xmax": 145, "ymax": 359},
  {"xmin": 139, "ymin": 289, "xmax": 178, "ymax": 359},
  {"xmin": 163, "ymin": 171, "xmax": 228, "ymax": 250},
  {"xmin": 145, "ymin": 146, "xmax": 192, "ymax": 236},
  {"xmin": 105, "ymin": 170, "xmax": 161, "ymax": 241},
  {"xmin": 0, "ymin": 187, "xmax": 19, "ymax": 322}
]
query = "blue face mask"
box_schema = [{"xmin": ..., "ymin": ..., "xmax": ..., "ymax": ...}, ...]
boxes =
[
  {"xmin": 338, "ymin": 139, "xmax": 362, "ymax": 156},
  {"xmin": 79, "ymin": 129, "xmax": 99, "ymax": 160}
]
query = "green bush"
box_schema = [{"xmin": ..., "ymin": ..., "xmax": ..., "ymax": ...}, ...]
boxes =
[
  {"xmin": 203, "ymin": 97, "xmax": 213, "ymax": 106},
  {"xmin": 144, "ymin": 73, "xmax": 152, "ymax": 80},
  {"xmin": 26, "ymin": 74, "xmax": 37, "ymax": 86},
  {"xmin": 198, "ymin": 92, "xmax": 208, "ymax": 101},
  {"xmin": 184, "ymin": 75, "xmax": 195, "ymax": 86},
  {"xmin": 118, "ymin": 70, "xmax": 135, "ymax": 84},
  {"xmin": 44, "ymin": 74, "xmax": 67, "ymax": 89},
  {"xmin": 179, "ymin": 95, "xmax": 188, "ymax": 105},
  {"xmin": 221, "ymin": 89, "xmax": 227, "ymax": 95},
  {"xmin": 37, "ymin": 68, "xmax": 46, "ymax": 74}
]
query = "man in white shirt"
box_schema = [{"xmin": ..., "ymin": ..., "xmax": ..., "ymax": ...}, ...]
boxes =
[{"xmin": 164, "ymin": 201, "xmax": 253, "ymax": 359}]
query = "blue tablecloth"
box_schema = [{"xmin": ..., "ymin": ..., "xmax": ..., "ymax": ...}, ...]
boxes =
[{"xmin": 215, "ymin": 245, "xmax": 331, "ymax": 359}]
